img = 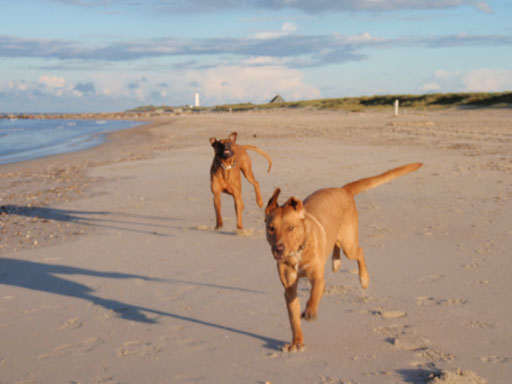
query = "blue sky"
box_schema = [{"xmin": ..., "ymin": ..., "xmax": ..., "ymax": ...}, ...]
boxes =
[{"xmin": 1, "ymin": 0, "xmax": 511, "ymax": 112}]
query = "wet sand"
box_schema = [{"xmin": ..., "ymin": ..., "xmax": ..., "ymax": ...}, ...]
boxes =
[{"xmin": 1, "ymin": 109, "xmax": 510, "ymax": 383}]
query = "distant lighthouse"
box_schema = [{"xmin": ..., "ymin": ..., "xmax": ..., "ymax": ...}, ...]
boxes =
[{"xmin": 194, "ymin": 92, "xmax": 200, "ymax": 108}]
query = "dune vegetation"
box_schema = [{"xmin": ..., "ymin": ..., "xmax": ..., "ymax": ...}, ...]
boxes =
[{"xmin": 212, "ymin": 91, "xmax": 512, "ymax": 112}]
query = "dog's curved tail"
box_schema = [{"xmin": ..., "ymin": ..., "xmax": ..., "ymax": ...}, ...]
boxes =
[
  {"xmin": 343, "ymin": 163, "xmax": 422, "ymax": 196},
  {"xmin": 243, "ymin": 145, "xmax": 272, "ymax": 172}
]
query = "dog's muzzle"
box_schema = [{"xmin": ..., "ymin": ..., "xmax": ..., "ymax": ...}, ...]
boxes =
[
  {"xmin": 272, "ymin": 244, "xmax": 285, "ymax": 261},
  {"xmin": 222, "ymin": 150, "xmax": 233, "ymax": 159}
]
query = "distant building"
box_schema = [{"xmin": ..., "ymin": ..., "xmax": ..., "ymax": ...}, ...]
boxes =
[
  {"xmin": 195, "ymin": 93, "xmax": 200, "ymax": 107},
  {"xmin": 269, "ymin": 94, "xmax": 285, "ymax": 104}
]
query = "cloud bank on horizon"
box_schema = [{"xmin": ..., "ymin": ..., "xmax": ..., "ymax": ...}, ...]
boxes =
[{"xmin": 0, "ymin": 0, "xmax": 511, "ymax": 112}]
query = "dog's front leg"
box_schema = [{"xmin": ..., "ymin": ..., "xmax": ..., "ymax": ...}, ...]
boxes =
[
  {"xmin": 283, "ymin": 281, "xmax": 305, "ymax": 352},
  {"xmin": 302, "ymin": 272, "xmax": 325, "ymax": 321},
  {"xmin": 212, "ymin": 190, "xmax": 223, "ymax": 229},
  {"xmin": 233, "ymin": 192, "xmax": 244, "ymax": 229},
  {"xmin": 278, "ymin": 263, "xmax": 304, "ymax": 351}
]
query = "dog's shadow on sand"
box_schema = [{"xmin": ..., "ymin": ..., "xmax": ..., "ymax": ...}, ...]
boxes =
[
  {"xmin": 0, "ymin": 257, "xmax": 283, "ymax": 351},
  {"xmin": 2, "ymin": 204, "xmax": 252, "ymax": 238},
  {"xmin": 1, "ymin": 204, "xmax": 176, "ymax": 237}
]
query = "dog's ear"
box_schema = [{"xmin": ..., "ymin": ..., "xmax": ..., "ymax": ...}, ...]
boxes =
[
  {"xmin": 209, "ymin": 137, "xmax": 217, "ymax": 146},
  {"xmin": 265, "ymin": 188, "xmax": 281, "ymax": 215},
  {"xmin": 228, "ymin": 132, "xmax": 237, "ymax": 143},
  {"xmin": 285, "ymin": 196, "xmax": 305, "ymax": 219}
]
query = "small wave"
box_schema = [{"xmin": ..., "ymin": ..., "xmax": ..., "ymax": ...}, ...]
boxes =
[{"xmin": 0, "ymin": 119, "xmax": 140, "ymax": 165}]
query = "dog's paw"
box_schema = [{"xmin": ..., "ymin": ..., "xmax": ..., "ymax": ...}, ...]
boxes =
[
  {"xmin": 332, "ymin": 259, "xmax": 341, "ymax": 272},
  {"xmin": 301, "ymin": 308, "xmax": 318, "ymax": 321},
  {"xmin": 236, "ymin": 228, "xmax": 254, "ymax": 236},
  {"xmin": 359, "ymin": 273, "xmax": 370, "ymax": 289},
  {"xmin": 282, "ymin": 342, "xmax": 305, "ymax": 353}
]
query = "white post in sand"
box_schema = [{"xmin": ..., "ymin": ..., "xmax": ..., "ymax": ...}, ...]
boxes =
[
  {"xmin": 194, "ymin": 93, "xmax": 200, "ymax": 108},
  {"xmin": 394, "ymin": 99, "xmax": 399, "ymax": 116}
]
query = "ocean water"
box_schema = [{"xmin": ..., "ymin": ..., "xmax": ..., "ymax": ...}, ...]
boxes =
[{"xmin": 0, "ymin": 119, "xmax": 141, "ymax": 165}]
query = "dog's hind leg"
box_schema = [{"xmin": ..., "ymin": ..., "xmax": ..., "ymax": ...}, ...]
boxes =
[
  {"xmin": 343, "ymin": 243, "xmax": 369, "ymax": 289},
  {"xmin": 332, "ymin": 244, "xmax": 342, "ymax": 272},
  {"xmin": 338, "ymin": 208, "xmax": 369, "ymax": 288}
]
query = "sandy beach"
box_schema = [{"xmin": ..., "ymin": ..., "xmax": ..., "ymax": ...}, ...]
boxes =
[{"xmin": 1, "ymin": 108, "xmax": 511, "ymax": 383}]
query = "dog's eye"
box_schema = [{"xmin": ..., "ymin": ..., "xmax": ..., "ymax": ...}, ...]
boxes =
[
  {"xmin": 268, "ymin": 226, "xmax": 275, "ymax": 233},
  {"xmin": 288, "ymin": 226, "xmax": 294, "ymax": 231}
]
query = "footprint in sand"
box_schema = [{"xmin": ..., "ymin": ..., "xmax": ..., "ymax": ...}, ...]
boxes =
[
  {"xmin": 60, "ymin": 317, "xmax": 84, "ymax": 329},
  {"xmin": 438, "ymin": 298, "xmax": 468, "ymax": 306},
  {"xmin": 175, "ymin": 335, "xmax": 214, "ymax": 352},
  {"xmin": 79, "ymin": 336, "xmax": 103, "ymax": 353},
  {"xmin": 373, "ymin": 324, "xmax": 411, "ymax": 338},
  {"xmin": 319, "ymin": 376, "xmax": 347, "ymax": 384},
  {"xmin": 469, "ymin": 320, "xmax": 497, "ymax": 329},
  {"xmin": 116, "ymin": 338, "xmax": 166, "ymax": 358},
  {"xmin": 418, "ymin": 347, "xmax": 456, "ymax": 363},
  {"xmin": 428, "ymin": 369, "xmax": 489, "ymax": 384},
  {"xmin": 391, "ymin": 335, "xmax": 429, "ymax": 351},
  {"xmin": 375, "ymin": 310, "xmax": 407, "ymax": 319},
  {"xmin": 418, "ymin": 274, "xmax": 444, "ymax": 284},
  {"xmin": 38, "ymin": 336, "xmax": 102, "ymax": 359},
  {"xmin": 416, "ymin": 296, "xmax": 467, "ymax": 306},
  {"xmin": 463, "ymin": 257, "xmax": 484, "ymax": 269},
  {"xmin": 324, "ymin": 284, "xmax": 353, "ymax": 296},
  {"xmin": 480, "ymin": 355, "xmax": 510, "ymax": 364},
  {"xmin": 375, "ymin": 324, "xmax": 428, "ymax": 351}
]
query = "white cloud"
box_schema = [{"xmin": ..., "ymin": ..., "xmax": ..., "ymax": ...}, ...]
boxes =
[
  {"xmin": 253, "ymin": 22, "xmax": 298, "ymax": 39},
  {"xmin": 343, "ymin": 32, "xmax": 380, "ymax": 44},
  {"xmin": 420, "ymin": 82, "xmax": 441, "ymax": 91},
  {"xmin": 282, "ymin": 22, "xmax": 297, "ymax": 33},
  {"xmin": 38, "ymin": 75, "xmax": 66, "ymax": 88},
  {"xmin": 0, "ymin": 61, "xmax": 320, "ymax": 112},
  {"xmin": 420, "ymin": 68, "xmax": 512, "ymax": 93},
  {"xmin": 463, "ymin": 69, "xmax": 512, "ymax": 92},
  {"xmin": 7, "ymin": 80, "xmax": 28, "ymax": 91},
  {"xmin": 242, "ymin": 56, "xmax": 289, "ymax": 66},
  {"xmin": 475, "ymin": 2, "xmax": 493, "ymax": 14},
  {"xmin": 195, "ymin": 65, "xmax": 320, "ymax": 104}
]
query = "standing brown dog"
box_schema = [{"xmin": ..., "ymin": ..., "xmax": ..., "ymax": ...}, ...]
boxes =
[
  {"xmin": 210, "ymin": 132, "xmax": 272, "ymax": 230},
  {"xmin": 264, "ymin": 163, "xmax": 422, "ymax": 351}
]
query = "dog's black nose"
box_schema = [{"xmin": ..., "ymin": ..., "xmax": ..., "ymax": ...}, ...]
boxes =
[{"xmin": 274, "ymin": 244, "xmax": 285, "ymax": 254}]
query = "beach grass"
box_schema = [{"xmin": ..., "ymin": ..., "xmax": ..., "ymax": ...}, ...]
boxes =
[{"xmin": 211, "ymin": 91, "xmax": 512, "ymax": 112}]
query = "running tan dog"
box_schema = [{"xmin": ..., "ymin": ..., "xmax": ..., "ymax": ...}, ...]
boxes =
[
  {"xmin": 210, "ymin": 132, "xmax": 272, "ymax": 230},
  {"xmin": 264, "ymin": 163, "xmax": 422, "ymax": 352}
]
